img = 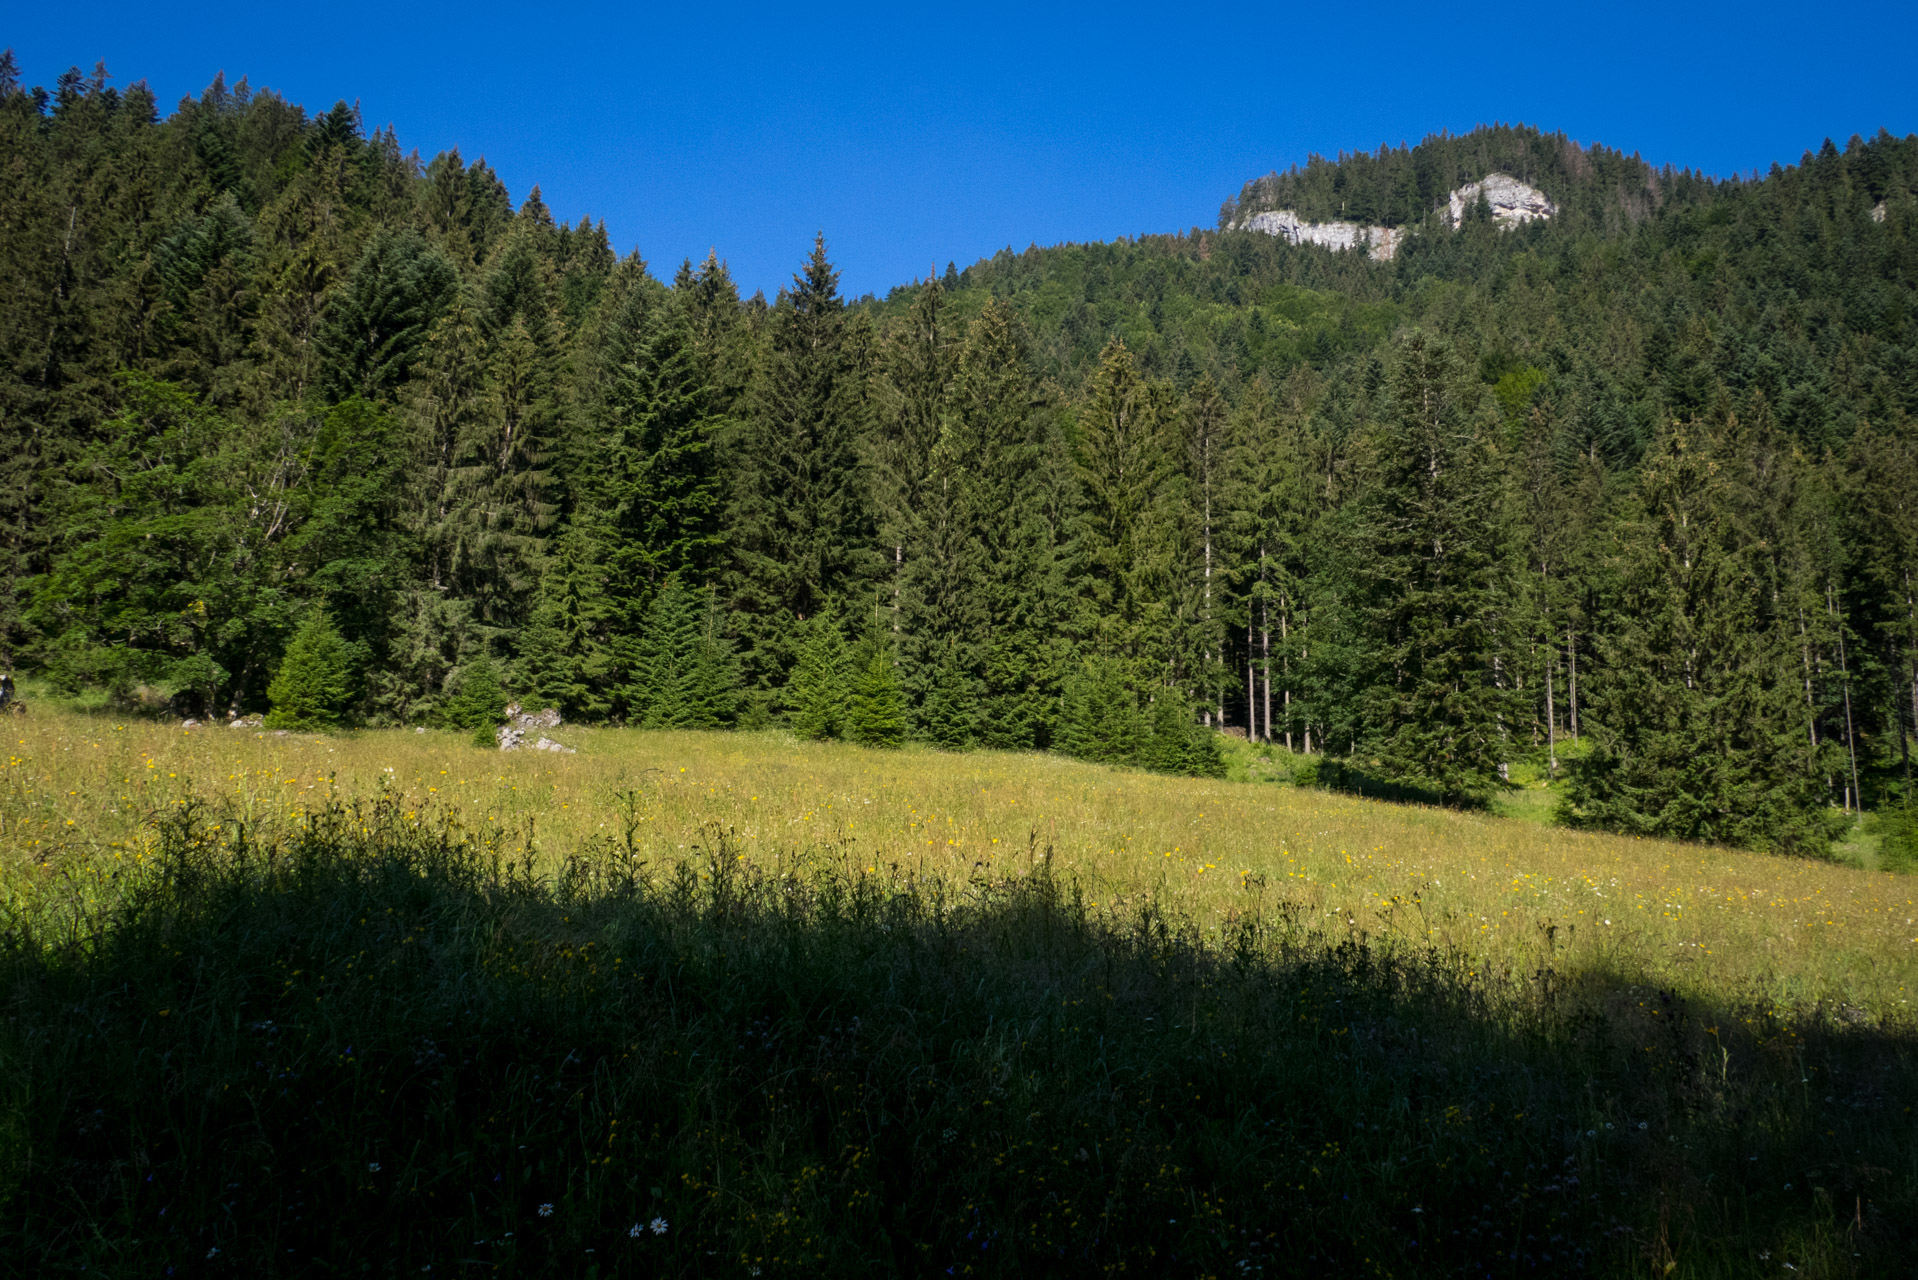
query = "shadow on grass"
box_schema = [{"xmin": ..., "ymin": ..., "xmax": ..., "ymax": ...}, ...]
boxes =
[{"xmin": 2, "ymin": 794, "xmax": 1913, "ymax": 1277}]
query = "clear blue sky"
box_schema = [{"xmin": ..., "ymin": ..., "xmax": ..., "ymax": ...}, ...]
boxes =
[{"xmin": 8, "ymin": 2, "xmax": 1915, "ymax": 298}]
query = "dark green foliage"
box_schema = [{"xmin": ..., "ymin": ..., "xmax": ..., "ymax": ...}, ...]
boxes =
[
  {"xmin": 441, "ymin": 657, "xmax": 506, "ymax": 734},
  {"xmin": 844, "ymin": 631, "xmax": 906, "ymax": 748},
  {"xmin": 28, "ymin": 375, "xmax": 294, "ymax": 715},
  {"xmin": 1562, "ymin": 421, "xmax": 1839, "ymax": 852},
  {"xmin": 1349, "ymin": 333, "xmax": 1513, "ymax": 804},
  {"xmin": 264, "ymin": 611, "xmax": 355, "ymax": 729},
  {"xmin": 631, "ymin": 573, "xmax": 737, "ymax": 729},
  {"xmin": 725, "ymin": 237, "xmax": 874, "ymax": 697},
  {"xmin": 314, "ymin": 228, "xmax": 459, "ymax": 403},
  {"xmin": 786, "ymin": 608, "xmax": 849, "ymax": 740},
  {"xmin": 519, "ymin": 511, "xmax": 619, "ymax": 721},
  {"xmin": 1059, "ymin": 657, "xmax": 1224, "ymax": 778}
]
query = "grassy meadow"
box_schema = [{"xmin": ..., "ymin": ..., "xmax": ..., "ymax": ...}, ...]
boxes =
[
  {"xmin": 3, "ymin": 705, "xmax": 1916, "ymax": 1275},
  {"xmin": 8, "ymin": 709, "xmax": 1913, "ymax": 1009}
]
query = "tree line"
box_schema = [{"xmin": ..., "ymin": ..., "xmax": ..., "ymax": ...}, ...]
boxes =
[{"xmin": 2, "ymin": 59, "xmax": 1914, "ymax": 853}]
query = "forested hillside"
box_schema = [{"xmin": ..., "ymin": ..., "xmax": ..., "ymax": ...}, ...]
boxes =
[{"xmin": 3, "ymin": 59, "xmax": 1915, "ymax": 853}]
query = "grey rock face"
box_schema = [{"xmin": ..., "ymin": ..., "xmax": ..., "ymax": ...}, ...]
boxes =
[
  {"xmin": 1444, "ymin": 173, "xmax": 1557, "ymax": 228},
  {"xmin": 1235, "ymin": 172, "xmax": 1556, "ymax": 260},
  {"xmin": 497, "ymin": 704, "xmax": 572, "ymax": 752},
  {"xmin": 1237, "ymin": 209, "xmax": 1406, "ymax": 260}
]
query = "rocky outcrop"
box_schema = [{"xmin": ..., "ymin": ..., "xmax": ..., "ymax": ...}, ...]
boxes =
[
  {"xmin": 1234, "ymin": 172, "xmax": 1556, "ymax": 259},
  {"xmin": 497, "ymin": 703, "xmax": 575, "ymax": 753},
  {"xmin": 1444, "ymin": 173, "xmax": 1557, "ymax": 228},
  {"xmin": 1873, "ymin": 200, "xmax": 1888, "ymax": 223},
  {"xmin": 1238, "ymin": 209, "xmax": 1406, "ymax": 261}
]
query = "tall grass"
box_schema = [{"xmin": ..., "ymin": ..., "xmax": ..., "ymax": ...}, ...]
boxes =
[{"xmin": 2, "ymin": 791, "xmax": 1912, "ymax": 1276}]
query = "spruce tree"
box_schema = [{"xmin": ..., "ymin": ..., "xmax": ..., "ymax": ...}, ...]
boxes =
[
  {"xmin": 265, "ymin": 612, "xmax": 355, "ymax": 729},
  {"xmin": 845, "ymin": 630, "xmax": 907, "ymax": 748},
  {"xmin": 786, "ymin": 607, "xmax": 849, "ymax": 740},
  {"xmin": 519, "ymin": 509, "xmax": 619, "ymax": 720},
  {"xmin": 1074, "ymin": 338, "xmax": 1179, "ymax": 682},
  {"xmin": 631, "ymin": 573, "xmax": 738, "ymax": 729},
  {"xmin": 1352, "ymin": 333, "xmax": 1512, "ymax": 803},
  {"xmin": 725, "ymin": 236, "xmax": 873, "ymax": 702},
  {"xmin": 597, "ymin": 287, "xmax": 725, "ymax": 589},
  {"xmin": 1058, "ymin": 657, "xmax": 1141, "ymax": 767},
  {"xmin": 313, "ymin": 228, "xmax": 457, "ymax": 403},
  {"xmin": 1564, "ymin": 418, "xmax": 1834, "ymax": 851},
  {"xmin": 443, "ymin": 656, "xmax": 507, "ymax": 742},
  {"xmin": 953, "ymin": 301, "xmax": 1071, "ymax": 751}
]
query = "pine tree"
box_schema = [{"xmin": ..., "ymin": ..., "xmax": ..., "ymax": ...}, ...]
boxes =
[
  {"xmin": 786, "ymin": 607, "xmax": 849, "ymax": 740},
  {"xmin": 265, "ymin": 612, "xmax": 355, "ymax": 729},
  {"xmin": 1352, "ymin": 333, "xmax": 1512, "ymax": 803}
]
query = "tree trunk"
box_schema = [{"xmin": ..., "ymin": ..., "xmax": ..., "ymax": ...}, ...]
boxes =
[
  {"xmin": 1280, "ymin": 604, "xmax": 1292, "ymax": 752},
  {"xmin": 1545, "ymin": 645, "xmax": 1557, "ymax": 780},
  {"xmin": 1567, "ymin": 627, "xmax": 1579, "ymax": 743},
  {"xmin": 1260, "ymin": 596, "xmax": 1272, "ymax": 745},
  {"xmin": 1830, "ymin": 581, "xmax": 1863, "ymax": 813}
]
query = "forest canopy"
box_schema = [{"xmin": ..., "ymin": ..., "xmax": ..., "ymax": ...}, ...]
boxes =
[{"xmin": 3, "ymin": 56, "xmax": 1915, "ymax": 852}]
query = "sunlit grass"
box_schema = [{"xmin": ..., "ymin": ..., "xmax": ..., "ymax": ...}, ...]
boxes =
[{"xmin": 6, "ymin": 706, "xmax": 1913, "ymax": 1016}]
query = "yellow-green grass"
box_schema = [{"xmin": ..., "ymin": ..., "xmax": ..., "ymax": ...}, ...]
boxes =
[{"xmin": 5, "ymin": 706, "xmax": 1914, "ymax": 1014}]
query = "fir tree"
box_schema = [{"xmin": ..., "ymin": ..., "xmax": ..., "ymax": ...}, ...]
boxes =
[{"xmin": 265, "ymin": 611, "xmax": 355, "ymax": 729}]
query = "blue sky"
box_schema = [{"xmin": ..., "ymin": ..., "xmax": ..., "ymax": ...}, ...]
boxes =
[{"xmin": 8, "ymin": 2, "xmax": 1915, "ymax": 298}]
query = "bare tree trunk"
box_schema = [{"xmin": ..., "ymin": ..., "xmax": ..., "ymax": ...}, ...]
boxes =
[
  {"xmin": 1246, "ymin": 616, "xmax": 1255, "ymax": 739},
  {"xmin": 1567, "ymin": 627, "xmax": 1579, "ymax": 743},
  {"xmin": 1202, "ymin": 460, "xmax": 1213, "ymax": 728},
  {"xmin": 1260, "ymin": 596, "xmax": 1272, "ymax": 744},
  {"xmin": 1280, "ymin": 604, "xmax": 1292, "ymax": 752},
  {"xmin": 1830, "ymin": 581, "xmax": 1863, "ymax": 813},
  {"xmin": 1799, "ymin": 608, "xmax": 1819, "ymax": 759},
  {"xmin": 1545, "ymin": 645, "xmax": 1558, "ymax": 780}
]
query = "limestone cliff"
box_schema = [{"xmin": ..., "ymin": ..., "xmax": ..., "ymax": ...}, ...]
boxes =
[
  {"xmin": 1233, "ymin": 172, "xmax": 1556, "ymax": 260},
  {"xmin": 1444, "ymin": 173, "xmax": 1557, "ymax": 227}
]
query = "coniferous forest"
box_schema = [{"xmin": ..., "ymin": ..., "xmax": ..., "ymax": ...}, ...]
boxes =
[{"xmin": 5, "ymin": 58, "xmax": 1917, "ymax": 855}]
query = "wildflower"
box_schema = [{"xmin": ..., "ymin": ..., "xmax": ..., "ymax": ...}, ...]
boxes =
[
  {"xmin": 368, "ymin": 1162, "xmax": 381, "ymax": 1172},
  {"xmin": 650, "ymin": 1217, "xmax": 669, "ymax": 1235},
  {"xmin": 538, "ymin": 1203, "xmax": 554, "ymax": 1217},
  {"xmin": 206, "ymin": 1248, "xmax": 220, "ymax": 1258},
  {"xmin": 629, "ymin": 1223, "xmax": 644, "ymax": 1238}
]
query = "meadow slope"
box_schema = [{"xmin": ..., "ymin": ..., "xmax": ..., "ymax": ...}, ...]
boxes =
[{"xmin": 6, "ymin": 710, "xmax": 1912, "ymax": 1012}]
